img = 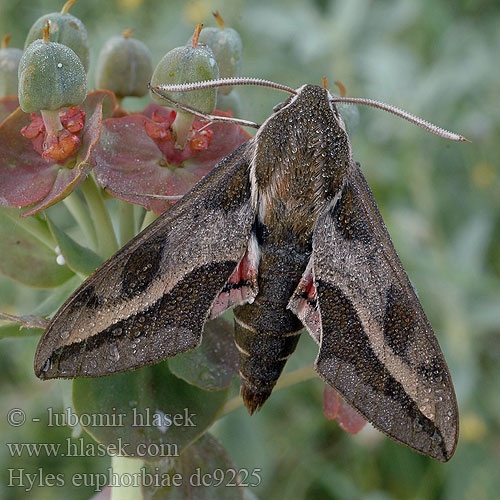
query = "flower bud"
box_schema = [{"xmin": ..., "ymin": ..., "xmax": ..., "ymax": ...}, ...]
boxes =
[
  {"xmin": 216, "ymin": 89, "xmax": 242, "ymax": 117},
  {"xmin": 195, "ymin": 12, "xmax": 242, "ymax": 95},
  {"xmin": 0, "ymin": 35, "xmax": 23, "ymax": 97},
  {"xmin": 151, "ymin": 25, "xmax": 219, "ymax": 114},
  {"xmin": 24, "ymin": 0, "xmax": 89, "ymax": 72},
  {"xmin": 95, "ymin": 30, "xmax": 153, "ymax": 99},
  {"xmin": 18, "ymin": 37, "xmax": 87, "ymax": 113}
]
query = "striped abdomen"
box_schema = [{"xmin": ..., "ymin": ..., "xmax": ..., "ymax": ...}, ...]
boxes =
[{"xmin": 233, "ymin": 244, "xmax": 310, "ymax": 413}]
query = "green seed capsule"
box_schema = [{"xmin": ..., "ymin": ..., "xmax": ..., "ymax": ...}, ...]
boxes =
[
  {"xmin": 24, "ymin": 10, "xmax": 89, "ymax": 72},
  {"xmin": 150, "ymin": 44, "xmax": 219, "ymax": 114},
  {"xmin": 196, "ymin": 26, "xmax": 242, "ymax": 95},
  {"xmin": 18, "ymin": 39, "xmax": 87, "ymax": 113},
  {"xmin": 216, "ymin": 89, "xmax": 242, "ymax": 117},
  {"xmin": 0, "ymin": 35, "xmax": 23, "ymax": 97},
  {"xmin": 95, "ymin": 30, "xmax": 153, "ymax": 98}
]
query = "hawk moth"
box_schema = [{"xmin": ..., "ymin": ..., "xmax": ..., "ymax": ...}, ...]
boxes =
[{"xmin": 35, "ymin": 79, "xmax": 462, "ymax": 462}]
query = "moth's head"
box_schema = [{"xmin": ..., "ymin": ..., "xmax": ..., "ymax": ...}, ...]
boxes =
[
  {"xmin": 273, "ymin": 84, "xmax": 330, "ymax": 112},
  {"xmin": 271, "ymin": 83, "xmax": 348, "ymax": 135}
]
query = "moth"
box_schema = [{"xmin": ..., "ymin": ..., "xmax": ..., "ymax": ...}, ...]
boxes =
[{"xmin": 35, "ymin": 77, "xmax": 465, "ymax": 462}]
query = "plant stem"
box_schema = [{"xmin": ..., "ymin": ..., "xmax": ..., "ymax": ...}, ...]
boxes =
[
  {"xmin": 140, "ymin": 209, "xmax": 157, "ymax": 232},
  {"xmin": 119, "ymin": 200, "xmax": 136, "ymax": 246},
  {"xmin": 5, "ymin": 210, "xmax": 55, "ymax": 251},
  {"xmin": 220, "ymin": 364, "xmax": 317, "ymax": 417},
  {"xmin": 21, "ymin": 217, "xmax": 55, "ymax": 251},
  {"xmin": 40, "ymin": 109, "xmax": 62, "ymax": 136},
  {"xmin": 172, "ymin": 111, "xmax": 194, "ymax": 149},
  {"xmin": 110, "ymin": 456, "xmax": 144, "ymax": 500},
  {"xmin": 80, "ymin": 174, "xmax": 119, "ymax": 258},
  {"xmin": 134, "ymin": 205, "xmax": 146, "ymax": 234},
  {"xmin": 63, "ymin": 191, "xmax": 98, "ymax": 251}
]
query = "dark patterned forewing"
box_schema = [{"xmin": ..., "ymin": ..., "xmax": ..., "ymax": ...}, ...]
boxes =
[
  {"xmin": 308, "ymin": 162, "xmax": 458, "ymax": 461},
  {"xmin": 35, "ymin": 142, "xmax": 256, "ymax": 379}
]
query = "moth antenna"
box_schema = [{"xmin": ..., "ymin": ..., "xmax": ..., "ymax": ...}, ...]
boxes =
[
  {"xmin": 149, "ymin": 83, "xmax": 261, "ymax": 128},
  {"xmin": 106, "ymin": 189, "xmax": 183, "ymax": 201},
  {"xmin": 332, "ymin": 96, "xmax": 468, "ymax": 142},
  {"xmin": 153, "ymin": 77, "xmax": 297, "ymax": 95}
]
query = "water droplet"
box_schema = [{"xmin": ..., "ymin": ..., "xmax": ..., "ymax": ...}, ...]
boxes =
[
  {"xmin": 57, "ymin": 62, "xmax": 62, "ymax": 68},
  {"xmin": 109, "ymin": 344, "xmax": 120, "ymax": 362},
  {"xmin": 199, "ymin": 369, "xmax": 213, "ymax": 382},
  {"xmin": 153, "ymin": 409, "xmax": 172, "ymax": 434},
  {"xmin": 431, "ymin": 432, "xmax": 442, "ymax": 445}
]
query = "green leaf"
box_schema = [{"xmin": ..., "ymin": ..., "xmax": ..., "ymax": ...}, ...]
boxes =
[
  {"xmin": 142, "ymin": 433, "xmax": 247, "ymax": 500},
  {"xmin": 168, "ymin": 317, "xmax": 238, "ymax": 391},
  {"xmin": 72, "ymin": 362, "xmax": 229, "ymax": 463},
  {"xmin": 32, "ymin": 275, "xmax": 84, "ymax": 317},
  {"xmin": 46, "ymin": 217, "xmax": 104, "ymax": 275},
  {"xmin": 0, "ymin": 207, "xmax": 74, "ymax": 287}
]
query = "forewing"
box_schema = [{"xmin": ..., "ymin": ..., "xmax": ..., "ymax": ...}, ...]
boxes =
[
  {"xmin": 308, "ymin": 162, "xmax": 458, "ymax": 461},
  {"xmin": 35, "ymin": 142, "xmax": 256, "ymax": 379}
]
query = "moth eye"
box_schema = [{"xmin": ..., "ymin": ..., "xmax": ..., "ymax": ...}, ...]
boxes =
[
  {"xmin": 273, "ymin": 102, "xmax": 286, "ymax": 112},
  {"xmin": 273, "ymin": 95, "xmax": 294, "ymax": 112}
]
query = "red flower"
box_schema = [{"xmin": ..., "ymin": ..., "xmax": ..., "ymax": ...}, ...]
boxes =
[
  {"xmin": 93, "ymin": 103, "xmax": 251, "ymax": 215},
  {"xmin": 0, "ymin": 91, "xmax": 117, "ymax": 215}
]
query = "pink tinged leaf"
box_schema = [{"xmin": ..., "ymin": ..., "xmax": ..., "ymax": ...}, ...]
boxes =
[
  {"xmin": 324, "ymin": 385, "xmax": 367, "ymax": 434},
  {"xmin": 0, "ymin": 95, "xmax": 19, "ymax": 124},
  {"xmin": 0, "ymin": 107, "xmax": 57, "ymax": 207},
  {"xmin": 22, "ymin": 100, "xmax": 104, "ymax": 216},
  {"xmin": 0, "ymin": 93, "xmax": 107, "ymax": 213},
  {"xmin": 93, "ymin": 104, "xmax": 251, "ymax": 215},
  {"xmin": 83, "ymin": 89, "xmax": 119, "ymax": 121}
]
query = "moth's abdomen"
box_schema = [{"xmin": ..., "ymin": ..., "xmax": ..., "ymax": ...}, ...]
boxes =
[
  {"xmin": 233, "ymin": 246, "xmax": 309, "ymax": 413},
  {"xmin": 234, "ymin": 312, "xmax": 301, "ymax": 413}
]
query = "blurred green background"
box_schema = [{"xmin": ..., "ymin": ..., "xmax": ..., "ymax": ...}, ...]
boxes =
[{"xmin": 1, "ymin": 0, "xmax": 499, "ymax": 498}]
